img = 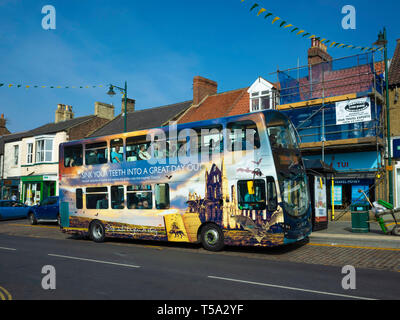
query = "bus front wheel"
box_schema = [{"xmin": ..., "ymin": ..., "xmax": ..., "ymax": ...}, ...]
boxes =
[
  {"xmin": 90, "ymin": 220, "xmax": 105, "ymax": 243},
  {"xmin": 200, "ymin": 224, "xmax": 224, "ymax": 252}
]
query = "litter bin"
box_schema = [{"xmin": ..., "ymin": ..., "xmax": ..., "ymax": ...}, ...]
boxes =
[{"xmin": 350, "ymin": 204, "xmax": 370, "ymax": 233}]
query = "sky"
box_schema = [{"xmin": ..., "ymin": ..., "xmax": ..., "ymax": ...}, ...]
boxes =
[{"xmin": 0, "ymin": 0, "xmax": 399, "ymax": 133}]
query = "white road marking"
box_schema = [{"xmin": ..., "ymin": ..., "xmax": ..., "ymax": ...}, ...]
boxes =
[
  {"xmin": 208, "ymin": 275, "xmax": 377, "ymax": 300},
  {"xmin": 0, "ymin": 247, "xmax": 16, "ymax": 251},
  {"xmin": 48, "ymin": 254, "xmax": 140, "ymax": 268}
]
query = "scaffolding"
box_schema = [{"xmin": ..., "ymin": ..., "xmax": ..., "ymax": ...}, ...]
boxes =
[
  {"xmin": 273, "ymin": 51, "xmax": 385, "ymax": 157},
  {"xmin": 272, "ymin": 51, "xmax": 388, "ymax": 216}
]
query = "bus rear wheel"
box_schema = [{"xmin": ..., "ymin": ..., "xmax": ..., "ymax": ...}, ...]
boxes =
[
  {"xmin": 200, "ymin": 224, "xmax": 224, "ymax": 252},
  {"xmin": 90, "ymin": 221, "xmax": 105, "ymax": 243}
]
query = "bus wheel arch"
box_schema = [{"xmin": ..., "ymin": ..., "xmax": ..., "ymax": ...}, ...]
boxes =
[
  {"xmin": 198, "ymin": 222, "xmax": 225, "ymax": 252},
  {"xmin": 89, "ymin": 219, "xmax": 106, "ymax": 243}
]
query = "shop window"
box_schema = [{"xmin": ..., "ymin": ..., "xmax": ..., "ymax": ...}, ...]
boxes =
[
  {"xmin": 237, "ymin": 180, "xmax": 266, "ymax": 210},
  {"xmin": 227, "ymin": 120, "xmax": 260, "ymax": 151},
  {"xmin": 85, "ymin": 142, "xmax": 108, "ymax": 165},
  {"xmin": 110, "ymin": 139, "xmax": 124, "ymax": 164},
  {"xmin": 155, "ymin": 184, "xmax": 170, "ymax": 209},
  {"xmin": 76, "ymin": 189, "xmax": 83, "ymax": 209},
  {"xmin": 64, "ymin": 145, "xmax": 83, "ymax": 167},
  {"xmin": 126, "ymin": 185, "xmax": 152, "ymax": 209},
  {"xmin": 86, "ymin": 187, "xmax": 108, "ymax": 209},
  {"xmin": 126, "ymin": 136, "xmax": 151, "ymax": 162},
  {"xmin": 111, "ymin": 185, "xmax": 124, "ymax": 209}
]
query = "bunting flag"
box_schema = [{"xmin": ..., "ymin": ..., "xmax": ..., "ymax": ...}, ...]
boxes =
[
  {"xmin": 241, "ymin": 1, "xmax": 381, "ymax": 52},
  {"xmin": 0, "ymin": 84, "xmax": 105, "ymax": 89}
]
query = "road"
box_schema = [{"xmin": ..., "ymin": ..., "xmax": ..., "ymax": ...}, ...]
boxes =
[{"xmin": 0, "ymin": 219, "xmax": 399, "ymax": 304}]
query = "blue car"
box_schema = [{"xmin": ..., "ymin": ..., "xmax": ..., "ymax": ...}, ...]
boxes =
[
  {"xmin": 0, "ymin": 200, "xmax": 30, "ymax": 220},
  {"xmin": 28, "ymin": 196, "xmax": 60, "ymax": 225}
]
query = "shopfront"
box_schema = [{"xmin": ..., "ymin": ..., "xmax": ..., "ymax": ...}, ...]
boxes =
[
  {"xmin": 0, "ymin": 178, "xmax": 20, "ymax": 200},
  {"xmin": 306, "ymin": 151, "xmax": 381, "ymax": 209},
  {"xmin": 21, "ymin": 175, "xmax": 57, "ymax": 206}
]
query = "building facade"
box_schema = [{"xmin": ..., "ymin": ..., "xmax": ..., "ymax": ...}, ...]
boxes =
[
  {"xmin": 388, "ymin": 39, "xmax": 400, "ymax": 207},
  {"xmin": 1, "ymin": 102, "xmax": 114, "ymax": 203}
]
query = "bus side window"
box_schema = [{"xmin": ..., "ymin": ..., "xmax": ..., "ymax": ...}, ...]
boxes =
[
  {"xmin": 195, "ymin": 125, "xmax": 223, "ymax": 158},
  {"xmin": 227, "ymin": 120, "xmax": 260, "ymax": 151},
  {"xmin": 266, "ymin": 177, "xmax": 278, "ymax": 212},
  {"xmin": 155, "ymin": 184, "xmax": 170, "ymax": 209},
  {"xmin": 126, "ymin": 136, "xmax": 151, "ymax": 162},
  {"xmin": 76, "ymin": 189, "xmax": 83, "ymax": 209},
  {"xmin": 237, "ymin": 180, "xmax": 266, "ymax": 210},
  {"xmin": 86, "ymin": 187, "xmax": 108, "ymax": 209},
  {"xmin": 111, "ymin": 186, "xmax": 124, "ymax": 209},
  {"xmin": 64, "ymin": 145, "xmax": 83, "ymax": 167},
  {"xmin": 110, "ymin": 139, "xmax": 124, "ymax": 164},
  {"xmin": 127, "ymin": 185, "xmax": 152, "ymax": 209},
  {"xmin": 85, "ymin": 142, "xmax": 108, "ymax": 165}
]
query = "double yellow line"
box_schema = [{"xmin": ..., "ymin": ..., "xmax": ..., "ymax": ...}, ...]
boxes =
[{"xmin": 0, "ymin": 286, "xmax": 12, "ymax": 300}]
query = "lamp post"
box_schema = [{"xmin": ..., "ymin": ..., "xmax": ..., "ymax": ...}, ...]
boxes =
[
  {"xmin": 107, "ymin": 81, "xmax": 128, "ymax": 133},
  {"xmin": 374, "ymin": 28, "xmax": 393, "ymax": 205}
]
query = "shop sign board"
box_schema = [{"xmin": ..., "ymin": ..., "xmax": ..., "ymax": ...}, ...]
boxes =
[{"xmin": 335, "ymin": 97, "xmax": 371, "ymax": 125}]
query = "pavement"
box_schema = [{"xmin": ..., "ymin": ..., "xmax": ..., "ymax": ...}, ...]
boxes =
[{"xmin": 309, "ymin": 220, "xmax": 400, "ymax": 249}]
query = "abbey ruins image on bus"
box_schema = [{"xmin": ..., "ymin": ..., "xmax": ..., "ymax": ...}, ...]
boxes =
[{"xmin": 58, "ymin": 110, "xmax": 311, "ymax": 251}]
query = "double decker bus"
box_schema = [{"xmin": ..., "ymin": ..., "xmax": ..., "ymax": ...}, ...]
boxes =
[{"xmin": 59, "ymin": 110, "xmax": 311, "ymax": 251}]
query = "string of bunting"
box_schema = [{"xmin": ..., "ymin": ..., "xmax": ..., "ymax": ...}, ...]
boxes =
[
  {"xmin": 242, "ymin": 0, "xmax": 384, "ymax": 52},
  {"xmin": 0, "ymin": 84, "xmax": 106, "ymax": 89}
]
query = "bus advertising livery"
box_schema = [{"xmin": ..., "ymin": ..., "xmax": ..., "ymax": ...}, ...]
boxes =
[{"xmin": 59, "ymin": 110, "xmax": 312, "ymax": 251}]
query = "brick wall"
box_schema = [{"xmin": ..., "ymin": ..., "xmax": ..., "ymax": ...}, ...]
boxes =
[{"xmin": 193, "ymin": 76, "xmax": 218, "ymax": 105}]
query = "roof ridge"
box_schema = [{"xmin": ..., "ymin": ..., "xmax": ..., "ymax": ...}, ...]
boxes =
[
  {"xmin": 208, "ymin": 87, "xmax": 249, "ymax": 97},
  {"xmin": 130, "ymin": 100, "xmax": 193, "ymax": 114}
]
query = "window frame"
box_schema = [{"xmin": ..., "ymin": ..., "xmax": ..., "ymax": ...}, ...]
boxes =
[
  {"xmin": 27, "ymin": 143, "xmax": 33, "ymax": 164},
  {"xmin": 35, "ymin": 137, "xmax": 54, "ymax": 163},
  {"xmin": 13, "ymin": 145, "xmax": 19, "ymax": 166},
  {"xmin": 237, "ymin": 179, "xmax": 267, "ymax": 210},
  {"xmin": 85, "ymin": 187, "xmax": 109, "ymax": 210}
]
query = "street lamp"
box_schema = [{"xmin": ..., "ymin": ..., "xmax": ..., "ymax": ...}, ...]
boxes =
[
  {"xmin": 107, "ymin": 82, "xmax": 128, "ymax": 133},
  {"xmin": 374, "ymin": 28, "xmax": 393, "ymax": 205}
]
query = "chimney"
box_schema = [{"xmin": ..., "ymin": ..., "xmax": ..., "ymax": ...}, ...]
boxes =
[
  {"xmin": 55, "ymin": 104, "xmax": 65, "ymax": 123},
  {"xmin": 55, "ymin": 104, "xmax": 74, "ymax": 123},
  {"xmin": 193, "ymin": 76, "xmax": 218, "ymax": 105},
  {"xmin": 95, "ymin": 101, "xmax": 115, "ymax": 120},
  {"xmin": 0, "ymin": 114, "xmax": 10, "ymax": 135},
  {"xmin": 308, "ymin": 38, "xmax": 332, "ymax": 66},
  {"xmin": 64, "ymin": 105, "xmax": 74, "ymax": 121},
  {"xmin": 121, "ymin": 98, "xmax": 135, "ymax": 114}
]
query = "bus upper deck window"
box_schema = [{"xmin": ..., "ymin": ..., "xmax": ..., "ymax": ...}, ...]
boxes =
[
  {"xmin": 85, "ymin": 142, "xmax": 108, "ymax": 165},
  {"xmin": 64, "ymin": 145, "xmax": 83, "ymax": 167},
  {"xmin": 227, "ymin": 120, "xmax": 260, "ymax": 151},
  {"xmin": 126, "ymin": 136, "xmax": 151, "ymax": 162},
  {"xmin": 110, "ymin": 139, "xmax": 124, "ymax": 164}
]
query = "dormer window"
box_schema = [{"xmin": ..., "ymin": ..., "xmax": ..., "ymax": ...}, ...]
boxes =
[{"xmin": 248, "ymin": 77, "xmax": 278, "ymax": 113}]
